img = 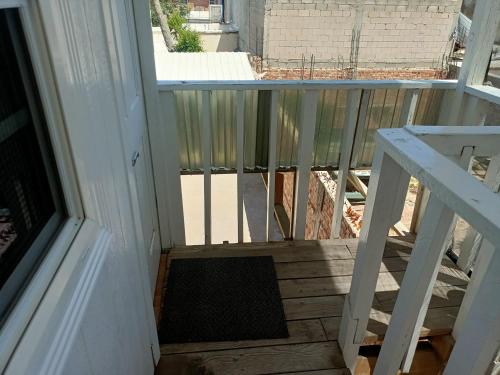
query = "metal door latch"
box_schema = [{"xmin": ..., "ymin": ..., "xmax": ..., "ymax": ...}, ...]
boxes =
[{"xmin": 132, "ymin": 151, "xmax": 140, "ymax": 167}]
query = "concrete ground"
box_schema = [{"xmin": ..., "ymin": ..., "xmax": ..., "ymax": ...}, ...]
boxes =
[{"xmin": 181, "ymin": 174, "xmax": 283, "ymax": 245}]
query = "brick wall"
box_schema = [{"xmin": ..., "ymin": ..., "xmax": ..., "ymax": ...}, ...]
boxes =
[
  {"xmin": 282, "ymin": 172, "xmax": 295, "ymax": 223},
  {"xmin": 262, "ymin": 0, "xmax": 461, "ymax": 69},
  {"xmin": 280, "ymin": 171, "xmax": 357, "ymax": 240},
  {"xmin": 263, "ymin": 67, "xmax": 448, "ymax": 80},
  {"xmin": 188, "ymin": 0, "xmax": 209, "ymax": 10}
]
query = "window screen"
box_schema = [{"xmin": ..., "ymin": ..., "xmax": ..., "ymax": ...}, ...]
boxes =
[{"xmin": 0, "ymin": 10, "xmax": 65, "ymax": 323}]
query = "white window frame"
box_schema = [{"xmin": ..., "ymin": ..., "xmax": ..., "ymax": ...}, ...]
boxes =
[{"xmin": 0, "ymin": 0, "xmax": 84, "ymax": 367}]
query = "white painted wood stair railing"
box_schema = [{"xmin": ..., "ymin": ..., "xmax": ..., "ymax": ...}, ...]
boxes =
[{"xmin": 338, "ymin": 126, "xmax": 500, "ymax": 375}]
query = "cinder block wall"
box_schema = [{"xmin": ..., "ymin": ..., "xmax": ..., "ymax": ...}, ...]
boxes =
[
  {"xmin": 232, "ymin": 0, "xmax": 266, "ymax": 55},
  {"xmin": 262, "ymin": 0, "xmax": 461, "ymax": 69}
]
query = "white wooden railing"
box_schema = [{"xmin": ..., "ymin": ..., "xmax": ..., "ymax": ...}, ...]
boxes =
[
  {"xmin": 339, "ymin": 126, "xmax": 500, "ymax": 374},
  {"xmin": 154, "ymin": 80, "xmax": 457, "ymax": 246}
]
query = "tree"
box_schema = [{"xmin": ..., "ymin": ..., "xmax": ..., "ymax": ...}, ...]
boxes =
[{"xmin": 150, "ymin": 0, "xmax": 175, "ymax": 52}]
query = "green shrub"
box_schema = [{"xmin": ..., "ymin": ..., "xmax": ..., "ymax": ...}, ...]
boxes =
[
  {"xmin": 168, "ymin": 9, "xmax": 186, "ymax": 36},
  {"xmin": 175, "ymin": 29, "xmax": 203, "ymax": 52}
]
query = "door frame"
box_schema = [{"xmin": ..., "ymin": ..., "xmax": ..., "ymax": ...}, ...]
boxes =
[{"xmin": 130, "ymin": 0, "xmax": 188, "ymax": 248}]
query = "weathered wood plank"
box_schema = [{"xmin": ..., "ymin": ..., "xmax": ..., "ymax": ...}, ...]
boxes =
[
  {"xmin": 374, "ymin": 285, "xmax": 466, "ymax": 312},
  {"xmin": 279, "ymin": 267, "xmax": 468, "ymax": 299},
  {"xmin": 276, "ymin": 259, "xmax": 356, "ymax": 279},
  {"xmin": 275, "ymin": 256, "xmax": 415, "ymax": 280},
  {"xmin": 282, "ymin": 284, "xmax": 465, "ymax": 322},
  {"xmin": 158, "ymin": 342, "xmax": 346, "ymax": 375},
  {"xmin": 169, "ymin": 243, "xmax": 352, "ymax": 263},
  {"xmin": 161, "ymin": 319, "xmax": 327, "ymax": 355},
  {"xmin": 171, "ymin": 239, "xmax": 339, "ymax": 252},
  {"xmin": 321, "ymin": 307, "xmax": 459, "ymax": 344},
  {"xmin": 279, "ymin": 370, "xmax": 350, "ymax": 375},
  {"xmin": 284, "ymin": 296, "xmax": 346, "ymax": 320},
  {"xmin": 345, "ymin": 237, "xmax": 414, "ymax": 258}
]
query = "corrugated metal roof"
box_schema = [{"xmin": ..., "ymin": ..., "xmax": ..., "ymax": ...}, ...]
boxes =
[{"xmin": 155, "ymin": 52, "xmax": 255, "ymax": 80}]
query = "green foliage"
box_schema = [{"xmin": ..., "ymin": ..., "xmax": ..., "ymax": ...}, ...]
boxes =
[
  {"xmin": 151, "ymin": 0, "xmax": 203, "ymax": 53},
  {"xmin": 175, "ymin": 29, "xmax": 204, "ymax": 52},
  {"xmin": 151, "ymin": 0, "xmax": 189, "ymax": 27},
  {"xmin": 168, "ymin": 9, "xmax": 186, "ymax": 36}
]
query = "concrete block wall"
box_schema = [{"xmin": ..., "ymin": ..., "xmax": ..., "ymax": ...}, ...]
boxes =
[
  {"xmin": 261, "ymin": 0, "xmax": 461, "ymax": 69},
  {"xmin": 231, "ymin": 0, "xmax": 266, "ymax": 55}
]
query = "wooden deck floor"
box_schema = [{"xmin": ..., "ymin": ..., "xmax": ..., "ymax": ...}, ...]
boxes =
[{"xmin": 155, "ymin": 238, "xmax": 469, "ymax": 375}]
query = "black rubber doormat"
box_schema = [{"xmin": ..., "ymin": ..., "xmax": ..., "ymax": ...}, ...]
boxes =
[{"xmin": 159, "ymin": 256, "xmax": 289, "ymax": 344}]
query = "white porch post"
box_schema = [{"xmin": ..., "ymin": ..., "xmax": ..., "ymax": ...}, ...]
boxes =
[
  {"xmin": 338, "ymin": 144, "xmax": 410, "ymax": 371},
  {"xmin": 293, "ymin": 90, "xmax": 319, "ymax": 240},
  {"xmin": 439, "ymin": 0, "xmax": 500, "ymax": 125},
  {"xmin": 160, "ymin": 92, "xmax": 186, "ymax": 246},
  {"xmin": 331, "ymin": 89, "xmax": 362, "ymax": 238},
  {"xmin": 458, "ymin": 154, "xmax": 500, "ymax": 272},
  {"xmin": 266, "ymin": 90, "xmax": 279, "ymax": 242},
  {"xmin": 445, "ymin": 242, "xmax": 500, "ymax": 375}
]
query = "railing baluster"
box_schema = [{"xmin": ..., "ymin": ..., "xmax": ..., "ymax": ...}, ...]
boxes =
[
  {"xmin": 457, "ymin": 154, "xmax": 500, "ymax": 272},
  {"xmin": 349, "ymin": 89, "xmax": 370, "ymax": 169},
  {"xmin": 236, "ymin": 91, "xmax": 245, "ymax": 243},
  {"xmin": 202, "ymin": 91, "xmax": 212, "ymax": 245},
  {"xmin": 331, "ymin": 89, "xmax": 362, "ymax": 238},
  {"xmin": 339, "ymin": 146, "xmax": 410, "ymax": 372},
  {"xmin": 400, "ymin": 146, "xmax": 474, "ymax": 372},
  {"xmin": 445, "ymin": 241, "xmax": 500, "ymax": 375},
  {"xmin": 267, "ymin": 90, "xmax": 279, "ymax": 242},
  {"xmin": 374, "ymin": 195, "xmax": 455, "ymax": 375},
  {"xmin": 292, "ymin": 90, "xmax": 319, "ymax": 240},
  {"xmin": 160, "ymin": 91, "xmax": 186, "ymax": 246},
  {"xmin": 399, "ymin": 88, "xmax": 419, "ymax": 126}
]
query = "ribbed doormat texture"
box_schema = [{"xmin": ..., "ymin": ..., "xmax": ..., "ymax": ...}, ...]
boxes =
[{"xmin": 159, "ymin": 256, "xmax": 289, "ymax": 344}]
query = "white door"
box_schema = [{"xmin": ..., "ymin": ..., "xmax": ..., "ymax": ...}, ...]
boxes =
[{"xmin": 104, "ymin": 0, "xmax": 161, "ymax": 293}]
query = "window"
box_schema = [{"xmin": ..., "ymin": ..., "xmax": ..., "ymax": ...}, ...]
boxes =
[{"xmin": 0, "ymin": 9, "xmax": 65, "ymax": 324}]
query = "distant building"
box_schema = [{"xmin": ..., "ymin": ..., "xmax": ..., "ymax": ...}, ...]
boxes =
[{"xmin": 229, "ymin": 0, "xmax": 462, "ymax": 79}]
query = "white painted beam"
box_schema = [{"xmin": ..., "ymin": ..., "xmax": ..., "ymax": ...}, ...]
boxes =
[
  {"xmin": 458, "ymin": 154, "xmax": 500, "ymax": 271},
  {"xmin": 266, "ymin": 91, "xmax": 279, "ymax": 242},
  {"xmin": 293, "ymin": 90, "xmax": 319, "ymax": 240},
  {"xmin": 236, "ymin": 91, "xmax": 245, "ymax": 243},
  {"xmin": 159, "ymin": 91, "xmax": 186, "ymax": 246},
  {"xmin": 158, "ymin": 80, "xmax": 457, "ymax": 92},
  {"xmin": 406, "ymin": 125, "xmax": 500, "ymax": 157},
  {"xmin": 201, "ymin": 91, "xmax": 212, "ymax": 245},
  {"xmin": 331, "ymin": 89, "xmax": 362, "ymax": 238},
  {"xmin": 349, "ymin": 89, "xmax": 371, "ymax": 168},
  {"xmin": 339, "ymin": 147, "xmax": 410, "ymax": 372},
  {"xmin": 464, "ymin": 85, "xmax": 500, "ymax": 106},
  {"xmin": 445, "ymin": 242, "xmax": 500, "ymax": 375},
  {"xmin": 399, "ymin": 89, "xmax": 419, "ymax": 126},
  {"xmin": 377, "ymin": 128, "xmax": 500, "ymax": 247},
  {"xmin": 443, "ymin": 0, "xmax": 500, "ymax": 125}
]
